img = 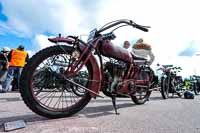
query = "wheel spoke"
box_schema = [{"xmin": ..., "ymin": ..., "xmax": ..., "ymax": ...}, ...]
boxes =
[
  {"xmin": 29, "ymin": 49, "xmax": 91, "ymax": 112},
  {"xmin": 43, "ymin": 90, "xmax": 57, "ymax": 106},
  {"xmin": 53, "ymin": 91, "xmax": 63, "ymax": 109},
  {"xmin": 37, "ymin": 90, "xmax": 54, "ymax": 101},
  {"xmin": 20, "ymin": 46, "xmax": 93, "ymax": 118},
  {"xmin": 47, "ymin": 91, "xmax": 57, "ymax": 107},
  {"xmin": 33, "ymin": 56, "xmax": 88, "ymax": 110},
  {"xmin": 63, "ymin": 90, "xmax": 69, "ymax": 109}
]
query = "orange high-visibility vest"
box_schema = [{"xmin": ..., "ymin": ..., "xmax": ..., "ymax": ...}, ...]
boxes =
[{"xmin": 9, "ymin": 49, "xmax": 28, "ymax": 67}]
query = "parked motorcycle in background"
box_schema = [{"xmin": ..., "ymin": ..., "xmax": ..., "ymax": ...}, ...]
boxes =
[
  {"xmin": 190, "ymin": 75, "xmax": 200, "ymax": 95},
  {"xmin": 157, "ymin": 64, "xmax": 184, "ymax": 99}
]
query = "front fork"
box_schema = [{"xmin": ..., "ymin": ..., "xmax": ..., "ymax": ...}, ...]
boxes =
[
  {"xmin": 64, "ymin": 45, "xmax": 93, "ymax": 77},
  {"xmin": 64, "ymin": 40, "xmax": 103, "ymax": 98}
]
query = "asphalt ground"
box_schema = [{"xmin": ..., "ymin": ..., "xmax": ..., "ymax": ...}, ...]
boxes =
[{"xmin": 0, "ymin": 91, "xmax": 200, "ymax": 133}]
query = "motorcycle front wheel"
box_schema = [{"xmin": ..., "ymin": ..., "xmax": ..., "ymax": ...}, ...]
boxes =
[
  {"xmin": 161, "ymin": 77, "xmax": 170, "ymax": 99},
  {"xmin": 20, "ymin": 45, "xmax": 93, "ymax": 118}
]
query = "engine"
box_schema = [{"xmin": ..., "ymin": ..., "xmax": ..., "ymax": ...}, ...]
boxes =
[{"xmin": 103, "ymin": 59, "xmax": 127, "ymax": 92}]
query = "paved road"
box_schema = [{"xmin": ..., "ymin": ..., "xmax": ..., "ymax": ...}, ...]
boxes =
[{"xmin": 0, "ymin": 91, "xmax": 200, "ymax": 133}]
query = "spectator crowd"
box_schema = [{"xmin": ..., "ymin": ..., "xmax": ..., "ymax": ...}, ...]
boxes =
[{"xmin": 0, "ymin": 45, "xmax": 29, "ymax": 93}]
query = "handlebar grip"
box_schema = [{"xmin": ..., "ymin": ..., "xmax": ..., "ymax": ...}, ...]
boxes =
[{"xmin": 135, "ymin": 25, "xmax": 148, "ymax": 32}]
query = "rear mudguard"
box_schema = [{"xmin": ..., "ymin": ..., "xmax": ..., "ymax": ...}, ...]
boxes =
[{"xmin": 48, "ymin": 37, "xmax": 102, "ymax": 98}]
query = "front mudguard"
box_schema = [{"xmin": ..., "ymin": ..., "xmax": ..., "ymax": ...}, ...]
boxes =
[
  {"xmin": 87, "ymin": 54, "xmax": 102, "ymax": 98},
  {"xmin": 78, "ymin": 44, "xmax": 102, "ymax": 98}
]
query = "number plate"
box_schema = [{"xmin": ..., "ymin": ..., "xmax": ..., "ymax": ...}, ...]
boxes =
[
  {"xmin": 4, "ymin": 120, "xmax": 26, "ymax": 131},
  {"xmin": 87, "ymin": 28, "xmax": 97, "ymax": 43}
]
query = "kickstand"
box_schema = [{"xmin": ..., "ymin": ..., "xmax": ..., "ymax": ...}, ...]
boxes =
[{"xmin": 111, "ymin": 94, "xmax": 120, "ymax": 115}]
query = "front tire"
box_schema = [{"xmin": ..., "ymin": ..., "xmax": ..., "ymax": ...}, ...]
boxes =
[
  {"xmin": 20, "ymin": 45, "xmax": 93, "ymax": 118},
  {"xmin": 161, "ymin": 77, "xmax": 170, "ymax": 99}
]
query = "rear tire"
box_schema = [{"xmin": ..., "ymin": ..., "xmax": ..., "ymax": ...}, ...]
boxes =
[
  {"xmin": 131, "ymin": 90, "xmax": 151, "ymax": 104},
  {"xmin": 194, "ymin": 83, "xmax": 200, "ymax": 95},
  {"xmin": 20, "ymin": 45, "xmax": 92, "ymax": 118},
  {"xmin": 131, "ymin": 70, "xmax": 152, "ymax": 105}
]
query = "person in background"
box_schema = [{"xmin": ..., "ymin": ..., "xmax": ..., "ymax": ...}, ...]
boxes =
[
  {"xmin": 1, "ymin": 47, "xmax": 10, "ymax": 56},
  {"xmin": 0, "ymin": 45, "xmax": 29, "ymax": 93},
  {"xmin": 123, "ymin": 40, "xmax": 132, "ymax": 52},
  {"xmin": 132, "ymin": 39, "xmax": 156, "ymax": 96},
  {"xmin": 123, "ymin": 40, "xmax": 130, "ymax": 49},
  {"xmin": 0, "ymin": 47, "xmax": 10, "ymax": 85},
  {"xmin": 132, "ymin": 38, "xmax": 155, "ymax": 65},
  {"xmin": 0, "ymin": 47, "xmax": 10, "ymax": 71}
]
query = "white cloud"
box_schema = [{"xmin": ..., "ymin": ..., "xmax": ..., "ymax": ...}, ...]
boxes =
[
  {"xmin": 33, "ymin": 34, "xmax": 54, "ymax": 50},
  {"xmin": 1, "ymin": 0, "xmax": 85, "ymax": 37},
  {"xmin": 26, "ymin": 50, "xmax": 35, "ymax": 57},
  {"xmin": 98, "ymin": 0, "xmax": 200, "ymax": 52},
  {"xmin": 0, "ymin": 21, "xmax": 19, "ymax": 35},
  {"xmin": 1, "ymin": 0, "xmax": 200, "ymax": 77},
  {"xmin": 96, "ymin": 0, "xmax": 200, "ymax": 77}
]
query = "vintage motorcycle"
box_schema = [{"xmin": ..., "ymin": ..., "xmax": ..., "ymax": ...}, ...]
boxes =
[
  {"xmin": 158, "ymin": 64, "xmax": 183, "ymax": 99},
  {"xmin": 20, "ymin": 19, "xmax": 155, "ymax": 118},
  {"xmin": 190, "ymin": 75, "xmax": 200, "ymax": 95}
]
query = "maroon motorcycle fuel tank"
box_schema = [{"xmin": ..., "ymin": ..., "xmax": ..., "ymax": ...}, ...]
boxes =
[{"xmin": 99, "ymin": 40, "xmax": 133, "ymax": 63}]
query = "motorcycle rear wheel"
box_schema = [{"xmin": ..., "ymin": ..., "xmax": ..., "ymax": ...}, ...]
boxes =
[
  {"xmin": 20, "ymin": 45, "xmax": 92, "ymax": 118},
  {"xmin": 130, "ymin": 69, "xmax": 152, "ymax": 104},
  {"xmin": 194, "ymin": 83, "xmax": 200, "ymax": 95},
  {"xmin": 131, "ymin": 88, "xmax": 151, "ymax": 104}
]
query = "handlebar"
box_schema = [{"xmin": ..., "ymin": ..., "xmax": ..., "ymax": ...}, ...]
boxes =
[
  {"xmin": 49, "ymin": 20, "xmax": 150, "ymax": 44},
  {"xmin": 134, "ymin": 24, "xmax": 149, "ymax": 32},
  {"xmin": 157, "ymin": 65, "xmax": 182, "ymax": 74},
  {"xmin": 96, "ymin": 20, "xmax": 150, "ymax": 34}
]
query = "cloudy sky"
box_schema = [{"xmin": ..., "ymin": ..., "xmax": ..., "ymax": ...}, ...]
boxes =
[{"xmin": 0, "ymin": 0, "xmax": 200, "ymax": 77}]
